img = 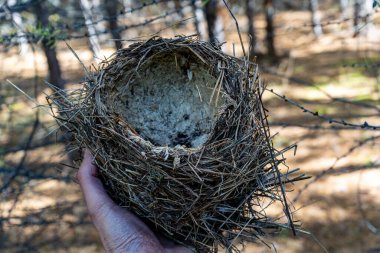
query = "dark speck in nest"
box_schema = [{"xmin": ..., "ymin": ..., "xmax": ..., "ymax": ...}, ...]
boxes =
[{"xmin": 174, "ymin": 132, "xmax": 191, "ymax": 147}]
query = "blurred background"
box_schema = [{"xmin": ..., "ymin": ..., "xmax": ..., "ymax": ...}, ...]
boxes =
[{"xmin": 1, "ymin": 0, "xmax": 380, "ymax": 252}]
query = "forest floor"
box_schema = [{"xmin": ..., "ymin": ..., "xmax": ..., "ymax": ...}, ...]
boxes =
[{"xmin": 1, "ymin": 9, "xmax": 380, "ymax": 253}]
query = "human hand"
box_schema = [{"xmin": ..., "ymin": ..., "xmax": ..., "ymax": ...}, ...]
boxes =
[{"xmin": 77, "ymin": 149, "xmax": 192, "ymax": 253}]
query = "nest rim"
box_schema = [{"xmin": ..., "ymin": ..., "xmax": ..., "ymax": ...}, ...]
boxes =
[{"xmin": 94, "ymin": 37, "xmax": 242, "ymax": 153}]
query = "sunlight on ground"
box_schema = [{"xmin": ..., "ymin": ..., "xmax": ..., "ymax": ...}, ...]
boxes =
[{"xmin": 1, "ymin": 9, "xmax": 380, "ymax": 253}]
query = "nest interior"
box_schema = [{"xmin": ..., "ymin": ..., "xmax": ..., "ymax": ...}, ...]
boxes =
[
  {"xmin": 50, "ymin": 37, "xmax": 305, "ymax": 253},
  {"xmin": 107, "ymin": 53, "xmax": 220, "ymax": 148}
]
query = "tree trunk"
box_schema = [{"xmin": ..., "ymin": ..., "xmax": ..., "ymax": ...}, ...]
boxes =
[
  {"xmin": 264, "ymin": 0, "xmax": 276, "ymax": 58},
  {"xmin": 339, "ymin": 0, "xmax": 349, "ymax": 19},
  {"xmin": 191, "ymin": 0, "xmax": 206, "ymax": 40},
  {"xmin": 174, "ymin": 0, "xmax": 184, "ymax": 19},
  {"xmin": 309, "ymin": 0, "xmax": 323, "ymax": 37},
  {"xmin": 7, "ymin": 0, "xmax": 29, "ymax": 55},
  {"xmin": 354, "ymin": 0, "xmax": 360, "ymax": 30},
  {"xmin": 80, "ymin": 0, "xmax": 102, "ymax": 59},
  {"xmin": 204, "ymin": 0, "xmax": 224, "ymax": 45},
  {"xmin": 191, "ymin": 0, "xmax": 200, "ymax": 36},
  {"xmin": 353, "ymin": 0, "xmax": 373, "ymax": 35},
  {"xmin": 245, "ymin": 0, "xmax": 256, "ymax": 57},
  {"xmin": 204, "ymin": 0, "xmax": 217, "ymax": 45},
  {"xmin": 34, "ymin": 1, "xmax": 64, "ymax": 90},
  {"xmin": 105, "ymin": 0, "xmax": 123, "ymax": 50}
]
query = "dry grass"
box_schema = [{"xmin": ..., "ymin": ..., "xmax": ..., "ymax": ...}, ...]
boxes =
[{"xmin": 47, "ymin": 36, "xmax": 306, "ymax": 252}]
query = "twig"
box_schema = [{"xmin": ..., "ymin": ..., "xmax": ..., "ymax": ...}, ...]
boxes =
[
  {"xmin": 268, "ymin": 88, "xmax": 380, "ymax": 130},
  {"xmin": 222, "ymin": 0, "xmax": 246, "ymax": 57},
  {"xmin": 257, "ymin": 87, "xmax": 296, "ymax": 236},
  {"xmin": 293, "ymin": 134, "xmax": 380, "ymax": 202},
  {"xmin": 0, "ymin": 111, "xmax": 39, "ymax": 193}
]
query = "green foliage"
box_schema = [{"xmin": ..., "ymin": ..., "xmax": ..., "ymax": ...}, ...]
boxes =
[
  {"xmin": 0, "ymin": 157, "xmax": 4, "ymax": 168},
  {"xmin": 48, "ymin": 14, "xmax": 61, "ymax": 24},
  {"xmin": 315, "ymin": 105, "xmax": 336, "ymax": 115},
  {"xmin": 354, "ymin": 94, "xmax": 374, "ymax": 103},
  {"xmin": 202, "ymin": 0, "xmax": 210, "ymax": 6},
  {"xmin": 273, "ymin": 135, "xmax": 292, "ymax": 149},
  {"xmin": 26, "ymin": 23, "xmax": 60, "ymax": 47},
  {"xmin": 294, "ymin": 65, "xmax": 306, "ymax": 74},
  {"xmin": 340, "ymin": 71, "xmax": 371, "ymax": 87}
]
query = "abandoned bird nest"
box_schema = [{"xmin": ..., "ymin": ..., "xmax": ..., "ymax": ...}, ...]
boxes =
[{"xmin": 49, "ymin": 36, "xmax": 305, "ymax": 252}]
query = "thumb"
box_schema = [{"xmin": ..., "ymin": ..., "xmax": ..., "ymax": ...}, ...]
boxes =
[
  {"xmin": 77, "ymin": 149, "xmax": 116, "ymax": 219},
  {"xmin": 77, "ymin": 150, "xmax": 163, "ymax": 252}
]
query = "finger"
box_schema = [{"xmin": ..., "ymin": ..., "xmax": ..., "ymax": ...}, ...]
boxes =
[
  {"xmin": 77, "ymin": 149, "xmax": 162, "ymax": 251},
  {"xmin": 77, "ymin": 149, "xmax": 116, "ymax": 216},
  {"xmin": 77, "ymin": 150, "xmax": 148, "ymax": 229}
]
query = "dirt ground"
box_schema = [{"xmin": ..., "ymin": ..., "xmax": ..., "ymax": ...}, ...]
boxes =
[{"xmin": 1, "ymin": 8, "xmax": 380, "ymax": 253}]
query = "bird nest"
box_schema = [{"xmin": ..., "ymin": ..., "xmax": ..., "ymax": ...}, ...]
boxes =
[{"xmin": 49, "ymin": 37, "xmax": 305, "ymax": 252}]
